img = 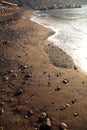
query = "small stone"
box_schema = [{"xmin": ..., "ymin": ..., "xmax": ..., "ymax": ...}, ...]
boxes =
[
  {"xmin": 15, "ymin": 105, "xmax": 23, "ymax": 113},
  {"xmin": 28, "ymin": 109, "xmax": 34, "ymax": 116},
  {"xmin": 55, "ymin": 86, "xmax": 61, "ymax": 91},
  {"xmin": 12, "ymin": 73, "xmax": 17, "ymax": 77},
  {"xmin": 0, "ymin": 126, "xmax": 4, "ymax": 130},
  {"xmin": 48, "ymin": 82, "xmax": 51, "ymax": 87},
  {"xmin": 14, "ymin": 88, "xmax": 24, "ymax": 96},
  {"xmin": 24, "ymin": 115, "xmax": 28, "ymax": 119},
  {"xmin": 46, "ymin": 118, "xmax": 52, "ymax": 127},
  {"xmin": 0, "ymin": 109, "xmax": 4, "ymax": 115},
  {"xmin": 3, "ymin": 75, "xmax": 9, "ymax": 81},
  {"xmin": 74, "ymin": 66, "xmax": 77, "ymax": 70},
  {"xmin": 40, "ymin": 118, "xmax": 52, "ymax": 130},
  {"xmin": 59, "ymin": 122, "xmax": 68, "ymax": 130},
  {"xmin": 56, "ymin": 73, "xmax": 61, "ymax": 77},
  {"xmin": 0, "ymin": 102, "xmax": 5, "ymax": 107},
  {"xmin": 3, "ymin": 40, "xmax": 8, "ymax": 44},
  {"xmin": 9, "ymin": 97, "xmax": 14, "ymax": 102},
  {"xmin": 66, "ymin": 104, "xmax": 70, "ymax": 108},
  {"xmin": 71, "ymin": 99, "xmax": 77, "ymax": 104},
  {"xmin": 60, "ymin": 106, "xmax": 66, "ymax": 111},
  {"xmin": 63, "ymin": 79, "xmax": 68, "ymax": 84},
  {"xmin": 20, "ymin": 64, "xmax": 28, "ymax": 70},
  {"xmin": 0, "ymin": 89, "xmax": 5, "ymax": 93},
  {"xmin": 74, "ymin": 112, "xmax": 78, "ymax": 117},
  {"xmin": 24, "ymin": 73, "xmax": 32, "ymax": 80},
  {"xmin": 38, "ymin": 112, "xmax": 47, "ymax": 122},
  {"xmin": 9, "ymin": 70, "xmax": 14, "ymax": 73}
]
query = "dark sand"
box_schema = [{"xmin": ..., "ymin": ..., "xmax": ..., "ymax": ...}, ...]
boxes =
[{"xmin": 0, "ymin": 9, "xmax": 87, "ymax": 130}]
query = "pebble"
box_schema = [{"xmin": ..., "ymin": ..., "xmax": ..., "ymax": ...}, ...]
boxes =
[
  {"xmin": 74, "ymin": 112, "xmax": 78, "ymax": 117},
  {"xmin": 0, "ymin": 126, "xmax": 4, "ymax": 130},
  {"xmin": 19, "ymin": 64, "xmax": 28, "ymax": 70},
  {"xmin": 9, "ymin": 70, "xmax": 14, "ymax": 73},
  {"xmin": 14, "ymin": 88, "xmax": 24, "ymax": 96},
  {"xmin": 74, "ymin": 65, "xmax": 78, "ymax": 70},
  {"xmin": 56, "ymin": 73, "xmax": 61, "ymax": 77},
  {"xmin": 0, "ymin": 109, "xmax": 4, "ymax": 115},
  {"xmin": 38, "ymin": 112, "xmax": 47, "ymax": 122},
  {"xmin": 71, "ymin": 99, "xmax": 77, "ymax": 104},
  {"xmin": 60, "ymin": 106, "xmax": 66, "ymax": 111},
  {"xmin": 28, "ymin": 109, "xmax": 34, "ymax": 116},
  {"xmin": 0, "ymin": 102, "xmax": 5, "ymax": 107},
  {"xmin": 55, "ymin": 86, "xmax": 61, "ymax": 91},
  {"xmin": 3, "ymin": 40, "xmax": 8, "ymax": 44},
  {"xmin": 9, "ymin": 97, "xmax": 14, "ymax": 102},
  {"xmin": 12, "ymin": 73, "xmax": 18, "ymax": 77},
  {"xmin": 63, "ymin": 79, "xmax": 68, "ymax": 84},
  {"xmin": 39, "ymin": 118, "xmax": 52, "ymax": 130},
  {"xmin": 0, "ymin": 89, "xmax": 5, "ymax": 93},
  {"xmin": 24, "ymin": 115, "xmax": 28, "ymax": 119},
  {"xmin": 59, "ymin": 122, "xmax": 68, "ymax": 130},
  {"xmin": 66, "ymin": 104, "xmax": 70, "ymax": 108},
  {"xmin": 3, "ymin": 75, "xmax": 9, "ymax": 81},
  {"xmin": 15, "ymin": 105, "xmax": 23, "ymax": 113},
  {"xmin": 24, "ymin": 73, "xmax": 32, "ymax": 80}
]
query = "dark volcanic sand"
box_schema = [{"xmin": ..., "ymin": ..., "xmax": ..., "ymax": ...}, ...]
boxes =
[{"xmin": 0, "ymin": 9, "xmax": 87, "ymax": 130}]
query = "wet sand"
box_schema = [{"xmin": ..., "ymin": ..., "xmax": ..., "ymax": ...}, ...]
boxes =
[{"xmin": 0, "ymin": 9, "xmax": 87, "ymax": 130}]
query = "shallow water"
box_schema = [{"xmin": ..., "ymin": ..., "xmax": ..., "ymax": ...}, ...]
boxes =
[{"xmin": 31, "ymin": 5, "xmax": 87, "ymax": 73}]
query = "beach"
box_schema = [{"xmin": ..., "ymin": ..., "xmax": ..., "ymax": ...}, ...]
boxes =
[{"xmin": 0, "ymin": 9, "xmax": 87, "ymax": 130}]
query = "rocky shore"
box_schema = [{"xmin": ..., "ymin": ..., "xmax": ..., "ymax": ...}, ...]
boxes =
[{"xmin": 0, "ymin": 9, "xmax": 87, "ymax": 130}]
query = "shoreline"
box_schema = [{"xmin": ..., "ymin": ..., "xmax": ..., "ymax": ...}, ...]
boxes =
[
  {"xmin": 0, "ymin": 9, "xmax": 87, "ymax": 130},
  {"xmin": 31, "ymin": 15, "xmax": 76, "ymax": 69},
  {"xmin": 31, "ymin": 10, "xmax": 87, "ymax": 74}
]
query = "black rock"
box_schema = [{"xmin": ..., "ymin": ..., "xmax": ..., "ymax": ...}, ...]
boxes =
[
  {"xmin": 24, "ymin": 73, "xmax": 32, "ymax": 80},
  {"xmin": 40, "ymin": 123, "xmax": 51, "ymax": 130},
  {"xmin": 14, "ymin": 88, "xmax": 24, "ymax": 96}
]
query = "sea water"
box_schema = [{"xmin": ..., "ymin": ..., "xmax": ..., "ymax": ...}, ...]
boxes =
[{"xmin": 31, "ymin": 5, "xmax": 87, "ymax": 73}]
